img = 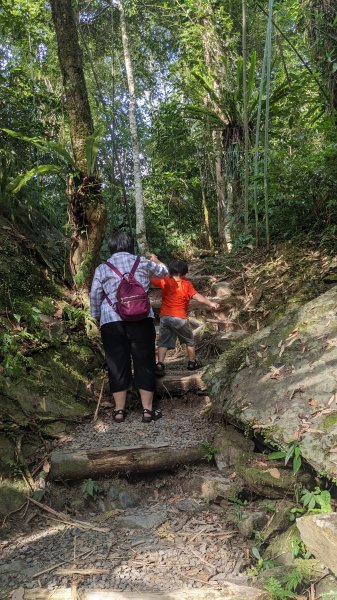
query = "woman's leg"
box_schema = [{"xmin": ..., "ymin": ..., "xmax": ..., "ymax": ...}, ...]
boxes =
[
  {"xmin": 127, "ymin": 319, "xmax": 163, "ymax": 421},
  {"xmin": 128, "ymin": 319, "xmax": 156, "ymax": 398},
  {"xmin": 100, "ymin": 322, "xmax": 131, "ymax": 420}
]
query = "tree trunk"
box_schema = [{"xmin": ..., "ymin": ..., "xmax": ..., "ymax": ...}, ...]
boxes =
[
  {"xmin": 213, "ymin": 130, "xmax": 227, "ymax": 251},
  {"xmin": 242, "ymin": 0, "xmax": 249, "ymax": 234},
  {"xmin": 117, "ymin": 0, "xmax": 148, "ymax": 254},
  {"xmin": 50, "ymin": 444, "xmax": 207, "ymax": 480},
  {"xmin": 50, "ymin": 0, "xmax": 106, "ymax": 289},
  {"xmin": 200, "ymin": 166, "xmax": 213, "ymax": 250}
]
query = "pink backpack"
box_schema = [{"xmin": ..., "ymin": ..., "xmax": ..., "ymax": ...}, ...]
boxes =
[{"xmin": 105, "ymin": 257, "xmax": 150, "ymax": 321}]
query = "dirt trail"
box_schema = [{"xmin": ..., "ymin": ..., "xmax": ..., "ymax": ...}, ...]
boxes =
[
  {"xmin": 0, "ymin": 262, "xmax": 261, "ymax": 598},
  {"xmin": 0, "ymin": 390, "xmax": 257, "ymax": 598}
]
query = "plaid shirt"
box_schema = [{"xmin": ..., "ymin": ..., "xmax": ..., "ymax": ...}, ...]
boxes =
[{"xmin": 90, "ymin": 252, "xmax": 168, "ymax": 325}]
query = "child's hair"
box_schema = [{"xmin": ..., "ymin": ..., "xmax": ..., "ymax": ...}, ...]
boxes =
[{"xmin": 168, "ymin": 259, "xmax": 188, "ymax": 277}]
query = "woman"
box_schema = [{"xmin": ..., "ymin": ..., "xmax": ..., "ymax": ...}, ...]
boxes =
[{"xmin": 90, "ymin": 230, "xmax": 168, "ymax": 423}]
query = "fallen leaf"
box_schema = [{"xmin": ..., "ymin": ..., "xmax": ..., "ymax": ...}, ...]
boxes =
[
  {"xmin": 245, "ymin": 354, "xmax": 251, "ymax": 366},
  {"xmin": 329, "ymin": 447, "xmax": 337, "ymax": 453},
  {"xmin": 265, "ymin": 468, "xmax": 281, "ymax": 479},
  {"xmin": 279, "ymin": 344, "xmax": 285, "ymax": 358},
  {"xmin": 307, "ymin": 428, "xmax": 324, "ymax": 434},
  {"xmin": 255, "ymin": 461, "xmax": 268, "ymax": 467},
  {"xmin": 308, "ymin": 399, "xmax": 319, "ymax": 407},
  {"xmin": 256, "ymin": 351, "xmax": 263, "ymax": 358},
  {"xmin": 43, "ymin": 460, "xmax": 50, "ymax": 473},
  {"xmin": 328, "ymin": 394, "xmax": 336, "ymax": 406}
]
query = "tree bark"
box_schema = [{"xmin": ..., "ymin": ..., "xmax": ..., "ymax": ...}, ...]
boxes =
[
  {"xmin": 117, "ymin": 0, "xmax": 148, "ymax": 254},
  {"xmin": 50, "ymin": 0, "xmax": 106, "ymax": 289},
  {"xmin": 50, "ymin": 444, "xmax": 207, "ymax": 480},
  {"xmin": 201, "ymin": 14, "xmax": 232, "ymax": 252},
  {"xmin": 200, "ymin": 166, "xmax": 213, "ymax": 249},
  {"xmin": 242, "ymin": 0, "xmax": 249, "ymax": 234}
]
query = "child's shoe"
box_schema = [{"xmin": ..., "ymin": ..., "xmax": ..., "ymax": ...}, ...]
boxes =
[
  {"xmin": 155, "ymin": 362, "xmax": 166, "ymax": 377},
  {"xmin": 187, "ymin": 360, "xmax": 202, "ymax": 371}
]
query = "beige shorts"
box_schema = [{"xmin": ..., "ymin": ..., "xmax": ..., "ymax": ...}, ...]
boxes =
[{"xmin": 158, "ymin": 316, "xmax": 195, "ymax": 349}]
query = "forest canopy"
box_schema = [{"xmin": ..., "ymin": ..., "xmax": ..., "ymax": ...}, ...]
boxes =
[{"xmin": 1, "ymin": 0, "xmax": 336, "ymax": 275}]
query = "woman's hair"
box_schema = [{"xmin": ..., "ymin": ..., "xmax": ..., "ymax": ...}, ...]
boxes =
[
  {"xmin": 108, "ymin": 230, "xmax": 135, "ymax": 255},
  {"xmin": 168, "ymin": 259, "xmax": 188, "ymax": 277}
]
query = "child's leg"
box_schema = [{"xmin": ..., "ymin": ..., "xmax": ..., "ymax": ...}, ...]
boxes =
[
  {"xmin": 186, "ymin": 345, "xmax": 196, "ymax": 361},
  {"xmin": 157, "ymin": 317, "xmax": 177, "ymax": 370},
  {"xmin": 158, "ymin": 346, "xmax": 169, "ymax": 364}
]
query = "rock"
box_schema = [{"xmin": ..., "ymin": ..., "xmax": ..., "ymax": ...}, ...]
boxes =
[
  {"xmin": 237, "ymin": 512, "xmax": 267, "ymax": 539},
  {"xmin": 0, "ymin": 560, "xmax": 26, "ymax": 575},
  {"xmin": 175, "ymin": 498, "xmax": 205, "ymax": 513},
  {"xmin": 211, "ymin": 282, "xmax": 233, "ymax": 298},
  {"xmin": 0, "ymin": 435, "xmax": 16, "ymax": 475},
  {"xmin": 180, "ymin": 469, "xmax": 244, "ymax": 502},
  {"xmin": 0, "ymin": 482, "xmax": 27, "ymax": 517},
  {"xmin": 211, "ymin": 331, "xmax": 248, "ymax": 352},
  {"xmin": 114, "ymin": 510, "xmax": 167, "ymax": 530},
  {"xmin": 236, "ymin": 460, "xmax": 312, "ymax": 499},
  {"xmin": 107, "ymin": 485, "xmax": 140, "ymax": 509},
  {"xmin": 214, "ymin": 425, "xmax": 255, "ymax": 470},
  {"xmin": 264, "ymin": 524, "xmax": 302, "ymax": 566},
  {"xmin": 259, "ymin": 500, "xmax": 294, "ymax": 542},
  {"xmin": 297, "ymin": 513, "xmax": 337, "ymax": 577},
  {"xmin": 205, "ymin": 285, "xmax": 337, "ymax": 480},
  {"xmin": 315, "ymin": 574, "xmax": 337, "ymax": 599}
]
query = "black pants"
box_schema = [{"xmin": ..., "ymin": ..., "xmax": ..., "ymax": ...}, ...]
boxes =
[{"xmin": 100, "ymin": 318, "xmax": 156, "ymax": 393}]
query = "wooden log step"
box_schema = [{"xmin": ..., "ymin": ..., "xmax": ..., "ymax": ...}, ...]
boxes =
[
  {"xmin": 10, "ymin": 585, "xmax": 268, "ymax": 599},
  {"xmin": 50, "ymin": 444, "xmax": 208, "ymax": 481},
  {"xmin": 156, "ymin": 370, "xmax": 206, "ymax": 395}
]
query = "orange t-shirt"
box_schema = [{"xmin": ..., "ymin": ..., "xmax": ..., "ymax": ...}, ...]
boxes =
[{"xmin": 151, "ymin": 276, "xmax": 197, "ymax": 319}]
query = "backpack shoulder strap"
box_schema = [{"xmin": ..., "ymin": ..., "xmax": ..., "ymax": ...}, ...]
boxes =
[
  {"xmin": 106, "ymin": 261, "xmax": 123, "ymax": 279},
  {"xmin": 129, "ymin": 256, "xmax": 141, "ymax": 278}
]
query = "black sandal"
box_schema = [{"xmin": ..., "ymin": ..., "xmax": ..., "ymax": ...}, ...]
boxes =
[
  {"xmin": 112, "ymin": 409, "xmax": 127, "ymax": 422},
  {"xmin": 155, "ymin": 362, "xmax": 166, "ymax": 377},
  {"xmin": 187, "ymin": 360, "xmax": 202, "ymax": 371},
  {"xmin": 142, "ymin": 408, "xmax": 162, "ymax": 423}
]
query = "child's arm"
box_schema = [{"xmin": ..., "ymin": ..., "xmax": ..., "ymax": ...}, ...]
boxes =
[{"xmin": 192, "ymin": 292, "xmax": 220, "ymax": 310}]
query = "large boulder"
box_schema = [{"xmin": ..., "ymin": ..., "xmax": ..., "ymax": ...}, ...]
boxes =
[
  {"xmin": 205, "ymin": 286, "xmax": 337, "ymax": 481},
  {"xmin": 297, "ymin": 513, "xmax": 337, "ymax": 577}
]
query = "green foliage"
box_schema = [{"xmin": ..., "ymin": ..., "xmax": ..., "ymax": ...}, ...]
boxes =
[
  {"xmin": 268, "ymin": 440, "xmax": 302, "ymax": 475},
  {"xmin": 81, "ymin": 478, "xmax": 104, "ymax": 501},
  {"xmin": 201, "ymin": 442, "xmax": 218, "ymax": 462},
  {"xmin": 291, "ymin": 536, "xmax": 312, "ymax": 560},
  {"xmin": 301, "ymin": 487, "xmax": 332, "ymax": 513},
  {"xmin": 0, "ymin": 332, "xmax": 33, "ymax": 379},
  {"xmin": 37, "ymin": 297, "xmax": 55, "ymax": 316},
  {"xmin": 249, "ymin": 546, "xmax": 276, "ymax": 574},
  {"xmin": 264, "ymin": 576, "xmax": 296, "ymax": 599},
  {"xmin": 62, "ymin": 304, "xmax": 86, "ymax": 328},
  {"xmin": 73, "ymin": 253, "xmax": 93, "ymax": 286},
  {"xmin": 265, "ymin": 561, "xmax": 312, "ymax": 598}
]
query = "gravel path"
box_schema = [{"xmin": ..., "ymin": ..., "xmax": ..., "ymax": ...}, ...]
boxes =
[
  {"xmin": 0, "ymin": 374, "xmax": 253, "ymax": 596},
  {"xmin": 57, "ymin": 394, "xmax": 214, "ymax": 451}
]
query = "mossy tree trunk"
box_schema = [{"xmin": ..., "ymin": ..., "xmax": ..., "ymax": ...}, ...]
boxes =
[{"xmin": 50, "ymin": 0, "xmax": 106, "ymax": 290}]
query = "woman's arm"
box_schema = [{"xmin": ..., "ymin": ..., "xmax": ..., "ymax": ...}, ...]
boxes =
[{"xmin": 89, "ymin": 267, "xmax": 104, "ymax": 320}]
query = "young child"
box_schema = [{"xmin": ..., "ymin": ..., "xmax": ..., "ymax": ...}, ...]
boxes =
[{"xmin": 151, "ymin": 259, "xmax": 220, "ymax": 375}]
